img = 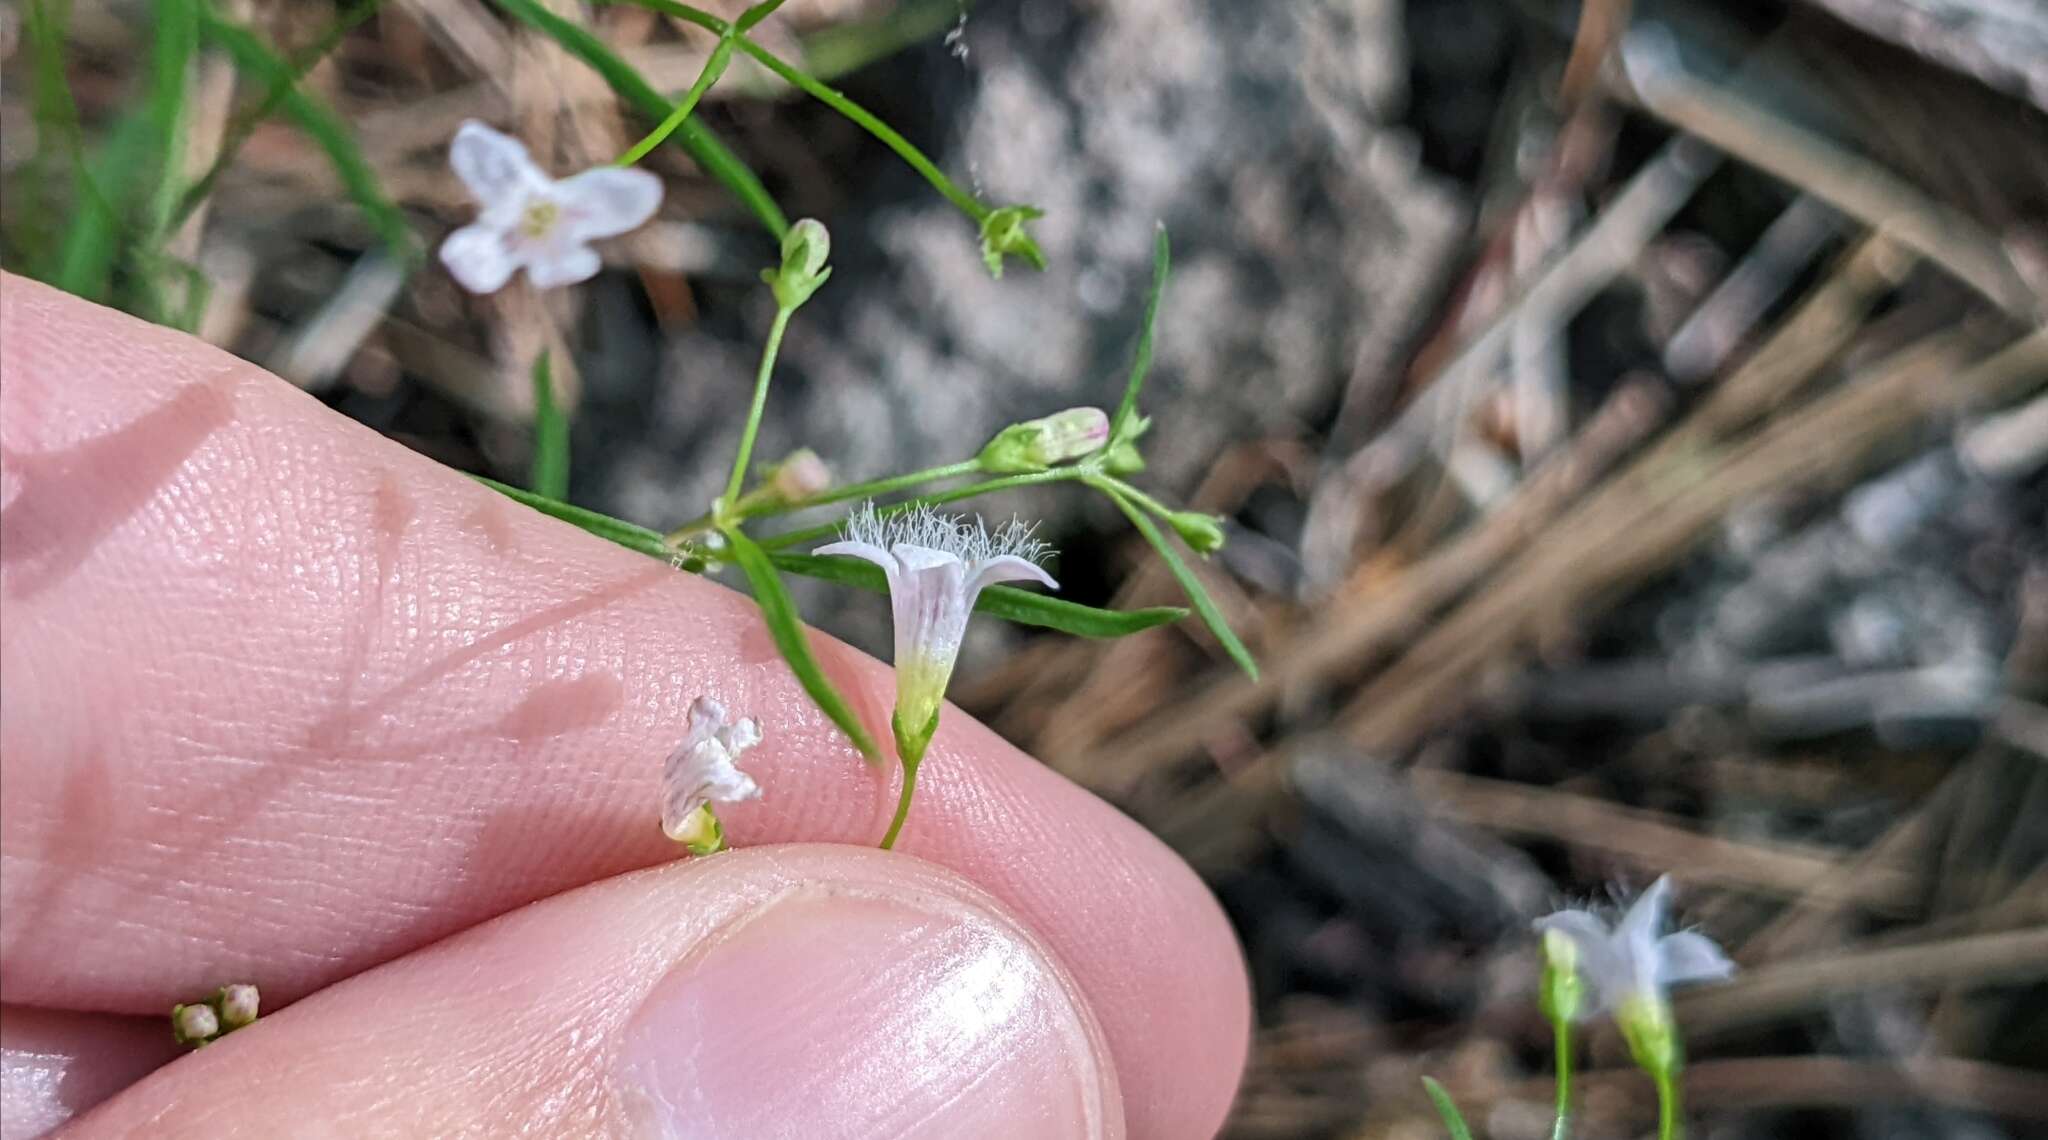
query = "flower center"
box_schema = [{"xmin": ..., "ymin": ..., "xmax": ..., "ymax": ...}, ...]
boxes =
[{"xmin": 518, "ymin": 199, "xmax": 561, "ymax": 239}]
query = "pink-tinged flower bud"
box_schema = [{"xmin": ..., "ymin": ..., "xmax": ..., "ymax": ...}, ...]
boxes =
[
  {"xmin": 769, "ymin": 449, "xmax": 832, "ymax": 501},
  {"xmin": 978, "ymin": 407, "xmax": 1111, "ymax": 473},
  {"xmin": 217, "ymin": 984, "xmax": 261, "ymax": 1029},
  {"xmin": 172, "ymin": 1003, "xmax": 220, "ymax": 1046}
]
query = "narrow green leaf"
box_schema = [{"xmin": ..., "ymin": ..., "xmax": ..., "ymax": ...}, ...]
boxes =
[
  {"xmin": 529, "ymin": 351, "xmax": 570, "ymax": 500},
  {"xmin": 1100, "ymin": 481, "xmax": 1258, "ymax": 680},
  {"xmin": 199, "ymin": 7, "xmax": 418, "ymax": 263},
  {"xmin": 1421, "ymin": 1077, "xmax": 1475, "ymax": 1140},
  {"xmin": 51, "ymin": 112, "xmax": 152, "ymax": 303},
  {"xmin": 139, "ymin": 0, "xmax": 199, "ymax": 300},
  {"xmin": 173, "ymin": 0, "xmax": 384, "ymax": 233},
  {"xmin": 772, "ymin": 552, "xmax": 1188, "ymax": 639},
  {"xmin": 477, "ymin": 477, "xmax": 672, "ymax": 559},
  {"xmin": 723, "ymin": 528, "xmax": 881, "ymax": 760},
  {"xmin": 489, "ymin": 0, "xmax": 788, "ymax": 237},
  {"xmin": 1111, "ymin": 226, "xmax": 1170, "ymax": 438}
]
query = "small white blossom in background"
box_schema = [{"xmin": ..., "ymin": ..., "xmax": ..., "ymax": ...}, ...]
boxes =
[
  {"xmin": 1535, "ymin": 875, "xmax": 1734, "ymax": 1076},
  {"xmin": 819, "ymin": 503, "xmax": 1056, "ymax": 764},
  {"xmin": 661, "ymin": 697, "xmax": 763, "ymax": 855},
  {"xmin": 439, "ymin": 120, "xmax": 663, "ymax": 294}
]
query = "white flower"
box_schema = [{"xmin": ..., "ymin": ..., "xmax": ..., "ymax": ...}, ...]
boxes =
[
  {"xmin": 1534, "ymin": 875, "xmax": 1734, "ymax": 1021},
  {"xmin": 439, "ymin": 120, "xmax": 663, "ymax": 293},
  {"xmin": 660, "ymin": 697, "xmax": 763, "ymax": 848},
  {"xmin": 816, "ymin": 502, "xmax": 1056, "ymax": 750}
]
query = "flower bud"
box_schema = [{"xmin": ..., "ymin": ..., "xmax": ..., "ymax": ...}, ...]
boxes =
[
  {"xmin": 781, "ymin": 218, "xmax": 830, "ymax": 279},
  {"xmin": 768, "ymin": 448, "xmax": 832, "ymax": 501},
  {"xmin": 173, "ymin": 1002, "xmax": 220, "ymax": 1046},
  {"xmin": 217, "ymin": 984, "xmax": 261, "ymax": 1029},
  {"xmin": 978, "ymin": 205, "xmax": 1047, "ymax": 279},
  {"xmin": 977, "ymin": 407, "xmax": 1110, "ymax": 473},
  {"xmin": 1617, "ymin": 995, "xmax": 1681, "ymax": 1079},
  {"xmin": 766, "ymin": 218, "xmax": 833, "ymax": 308},
  {"xmin": 1169, "ymin": 510, "xmax": 1226, "ymax": 555},
  {"xmin": 1538, "ymin": 928, "xmax": 1583, "ymax": 1026}
]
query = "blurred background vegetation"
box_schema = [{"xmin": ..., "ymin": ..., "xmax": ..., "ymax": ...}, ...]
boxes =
[{"xmin": 4, "ymin": 0, "xmax": 2046, "ymax": 1136}]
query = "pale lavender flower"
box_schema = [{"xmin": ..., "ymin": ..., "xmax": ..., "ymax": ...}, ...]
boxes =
[
  {"xmin": 439, "ymin": 121, "xmax": 662, "ymax": 293},
  {"xmin": 660, "ymin": 697, "xmax": 763, "ymax": 851},
  {"xmin": 1534, "ymin": 875, "xmax": 1734, "ymax": 1021},
  {"xmin": 817, "ymin": 503, "xmax": 1056, "ymax": 754}
]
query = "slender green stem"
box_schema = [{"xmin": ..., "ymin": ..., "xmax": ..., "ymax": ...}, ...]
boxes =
[
  {"xmin": 608, "ymin": 0, "xmax": 992, "ymax": 222},
  {"xmin": 723, "ymin": 305, "xmax": 795, "ymax": 509},
  {"xmin": 489, "ymin": 0, "xmax": 788, "ymax": 236},
  {"xmin": 1653, "ymin": 1067, "xmax": 1681, "ymax": 1140},
  {"xmin": 1096, "ymin": 474, "xmax": 1179, "ymax": 521},
  {"xmin": 796, "ymin": 459, "xmax": 984, "ymax": 512},
  {"xmin": 879, "ymin": 753, "xmax": 920, "ymax": 850},
  {"xmin": 615, "ymin": 35, "xmax": 737, "ymax": 167},
  {"xmin": 664, "ymin": 458, "xmax": 982, "ymax": 543},
  {"xmin": 759, "ymin": 468, "xmax": 1086, "ymax": 550},
  {"xmin": 1551, "ymin": 1020, "xmax": 1573, "ymax": 1140}
]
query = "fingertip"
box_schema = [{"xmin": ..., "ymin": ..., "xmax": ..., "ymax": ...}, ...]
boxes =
[{"xmin": 72, "ymin": 847, "xmax": 1124, "ymax": 1139}]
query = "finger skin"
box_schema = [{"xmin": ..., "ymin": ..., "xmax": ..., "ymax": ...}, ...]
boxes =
[
  {"xmin": 0, "ymin": 1009, "xmax": 177, "ymax": 1139},
  {"xmin": 68, "ymin": 847, "xmax": 1123, "ymax": 1139},
  {"xmin": 0, "ymin": 276, "xmax": 1248, "ymax": 1138}
]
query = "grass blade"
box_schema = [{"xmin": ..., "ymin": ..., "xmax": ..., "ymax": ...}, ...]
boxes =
[
  {"xmin": 478, "ymin": 477, "xmax": 672, "ymax": 559},
  {"xmin": 528, "ymin": 350, "xmax": 570, "ymax": 500},
  {"xmin": 772, "ymin": 552, "xmax": 1188, "ymax": 638},
  {"xmin": 1099, "ymin": 481, "xmax": 1258, "ymax": 680},
  {"xmin": 1421, "ymin": 1077, "xmax": 1475, "ymax": 1140},
  {"xmin": 724, "ymin": 528, "xmax": 881, "ymax": 760},
  {"xmin": 489, "ymin": 0, "xmax": 788, "ymax": 237},
  {"xmin": 51, "ymin": 112, "xmax": 152, "ymax": 302},
  {"xmin": 1111, "ymin": 226, "xmax": 1170, "ymax": 437},
  {"xmin": 199, "ymin": 6, "xmax": 418, "ymax": 263}
]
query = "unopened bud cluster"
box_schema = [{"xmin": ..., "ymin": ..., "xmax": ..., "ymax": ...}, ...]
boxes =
[{"xmin": 171, "ymin": 983, "xmax": 261, "ymax": 1048}]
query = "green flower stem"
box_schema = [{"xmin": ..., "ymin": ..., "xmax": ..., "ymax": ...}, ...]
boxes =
[
  {"xmin": 664, "ymin": 458, "xmax": 982, "ymax": 544},
  {"xmin": 792, "ymin": 459, "xmax": 985, "ymax": 512},
  {"xmin": 1552, "ymin": 1019, "xmax": 1573, "ymax": 1140},
  {"xmin": 614, "ymin": 0, "xmax": 785, "ymax": 167},
  {"xmin": 759, "ymin": 467, "xmax": 1085, "ymax": 550},
  {"xmin": 1094, "ymin": 474, "xmax": 1179, "ymax": 521},
  {"xmin": 722, "ymin": 303, "xmax": 795, "ymax": 511},
  {"xmin": 610, "ymin": 0, "xmax": 993, "ymax": 223},
  {"xmin": 1653, "ymin": 1066, "xmax": 1681, "ymax": 1140},
  {"xmin": 879, "ymin": 750, "xmax": 922, "ymax": 851},
  {"xmin": 613, "ymin": 36, "xmax": 737, "ymax": 167},
  {"xmin": 490, "ymin": 0, "xmax": 788, "ymax": 237}
]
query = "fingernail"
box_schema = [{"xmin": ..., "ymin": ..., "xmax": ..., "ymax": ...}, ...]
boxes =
[{"xmin": 614, "ymin": 885, "xmax": 1121, "ymax": 1139}]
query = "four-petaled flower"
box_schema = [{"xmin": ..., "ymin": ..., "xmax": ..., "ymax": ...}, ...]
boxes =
[
  {"xmin": 661, "ymin": 697, "xmax": 763, "ymax": 854},
  {"xmin": 439, "ymin": 120, "xmax": 663, "ymax": 294},
  {"xmin": 818, "ymin": 503, "xmax": 1057, "ymax": 755}
]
